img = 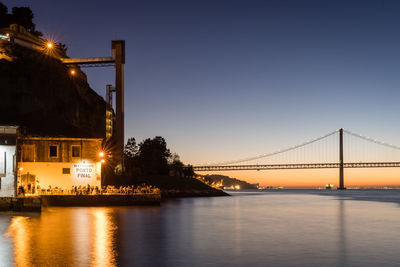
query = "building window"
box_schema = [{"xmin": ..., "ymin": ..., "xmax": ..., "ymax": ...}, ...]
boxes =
[
  {"xmin": 49, "ymin": 145, "xmax": 58, "ymax": 158},
  {"xmin": 62, "ymin": 168, "xmax": 70, "ymax": 174},
  {"xmin": 22, "ymin": 144, "xmax": 35, "ymax": 162},
  {"xmin": 71, "ymin": 145, "xmax": 81, "ymax": 158}
]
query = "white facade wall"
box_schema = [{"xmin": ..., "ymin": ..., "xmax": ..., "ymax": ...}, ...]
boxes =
[
  {"xmin": 19, "ymin": 162, "xmax": 101, "ymax": 190},
  {"xmin": 0, "ymin": 145, "xmax": 16, "ymax": 197}
]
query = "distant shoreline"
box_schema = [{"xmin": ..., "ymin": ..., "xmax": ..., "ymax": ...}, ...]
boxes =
[{"xmin": 161, "ymin": 189, "xmax": 230, "ymax": 198}]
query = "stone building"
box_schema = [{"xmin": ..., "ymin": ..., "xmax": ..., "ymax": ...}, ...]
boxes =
[
  {"xmin": 0, "ymin": 125, "xmax": 104, "ymax": 196},
  {"xmin": 19, "ymin": 137, "xmax": 103, "ymax": 193}
]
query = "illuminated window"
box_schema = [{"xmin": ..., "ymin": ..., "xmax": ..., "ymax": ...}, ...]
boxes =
[
  {"xmin": 49, "ymin": 145, "xmax": 58, "ymax": 158},
  {"xmin": 62, "ymin": 168, "xmax": 70, "ymax": 174},
  {"xmin": 22, "ymin": 144, "xmax": 35, "ymax": 162},
  {"xmin": 71, "ymin": 145, "xmax": 81, "ymax": 158}
]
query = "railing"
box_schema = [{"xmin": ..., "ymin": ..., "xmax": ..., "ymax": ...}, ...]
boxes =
[{"xmin": 21, "ymin": 187, "xmax": 160, "ymax": 197}]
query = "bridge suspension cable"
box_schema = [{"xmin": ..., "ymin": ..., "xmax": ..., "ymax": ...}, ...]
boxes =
[
  {"xmin": 204, "ymin": 129, "xmax": 339, "ymax": 166},
  {"xmin": 343, "ymin": 130, "xmax": 400, "ymax": 151}
]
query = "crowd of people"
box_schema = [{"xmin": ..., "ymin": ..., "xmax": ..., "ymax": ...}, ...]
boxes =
[{"xmin": 18, "ymin": 184, "xmax": 160, "ymax": 196}]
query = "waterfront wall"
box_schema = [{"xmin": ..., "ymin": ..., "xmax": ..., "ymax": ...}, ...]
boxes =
[
  {"xmin": 0, "ymin": 197, "xmax": 41, "ymax": 211},
  {"xmin": 41, "ymin": 194, "xmax": 161, "ymax": 206}
]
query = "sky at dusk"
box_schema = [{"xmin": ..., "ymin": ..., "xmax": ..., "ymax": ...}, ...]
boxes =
[{"xmin": 4, "ymin": 0, "xmax": 400, "ymax": 186}]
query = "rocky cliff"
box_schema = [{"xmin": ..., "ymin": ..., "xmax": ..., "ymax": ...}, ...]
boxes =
[{"xmin": 0, "ymin": 42, "xmax": 106, "ymax": 138}]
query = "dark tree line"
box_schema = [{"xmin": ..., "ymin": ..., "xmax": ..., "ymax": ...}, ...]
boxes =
[
  {"xmin": 0, "ymin": 3, "xmax": 42, "ymax": 37},
  {"xmin": 124, "ymin": 136, "xmax": 194, "ymax": 178}
]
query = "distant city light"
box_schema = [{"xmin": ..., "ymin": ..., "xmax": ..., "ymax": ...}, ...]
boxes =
[
  {"xmin": 70, "ymin": 69, "xmax": 76, "ymax": 75},
  {"xmin": 46, "ymin": 42, "xmax": 53, "ymax": 48}
]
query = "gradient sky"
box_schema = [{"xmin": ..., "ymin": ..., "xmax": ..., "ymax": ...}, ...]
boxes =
[{"xmin": 3, "ymin": 0, "xmax": 400, "ymax": 186}]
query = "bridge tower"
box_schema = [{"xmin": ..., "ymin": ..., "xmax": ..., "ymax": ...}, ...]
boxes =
[{"xmin": 338, "ymin": 128, "xmax": 346, "ymax": 190}]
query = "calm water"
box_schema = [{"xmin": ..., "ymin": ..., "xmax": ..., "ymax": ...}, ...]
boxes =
[{"xmin": 1, "ymin": 190, "xmax": 400, "ymax": 267}]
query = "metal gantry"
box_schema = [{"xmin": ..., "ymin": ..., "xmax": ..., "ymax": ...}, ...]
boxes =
[{"xmin": 60, "ymin": 41, "xmax": 126, "ymax": 171}]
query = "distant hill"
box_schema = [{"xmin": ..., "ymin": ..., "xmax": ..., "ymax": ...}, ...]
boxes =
[
  {"xmin": 202, "ymin": 174, "xmax": 258, "ymax": 189},
  {"xmin": 0, "ymin": 42, "xmax": 106, "ymax": 138}
]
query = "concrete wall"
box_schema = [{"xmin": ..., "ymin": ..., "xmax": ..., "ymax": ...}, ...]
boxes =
[
  {"xmin": 0, "ymin": 145, "xmax": 16, "ymax": 197},
  {"xmin": 41, "ymin": 194, "xmax": 161, "ymax": 207},
  {"xmin": 19, "ymin": 162, "xmax": 101, "ymax": 190}
]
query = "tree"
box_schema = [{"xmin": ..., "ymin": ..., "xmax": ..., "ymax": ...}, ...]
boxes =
[
  {"xmin": 137, "ymin": 136, "xmax": 171, "ymax": 175},
  {"xmin": 123, "ymin": 136, "xmax": 194, "ymax": 178},
  {"xmin": 182, "ymin": 165, "xmax": 195, "ymax": 178},
  {"xmin": 123, "ymin": 137, "xmax": 140, "ymax": 176},
  {"xmin": 11, "ymin": 6, "xmax": 35, "ymax": 33},
  {"xmin": 0, "ymin": 2, "xmax": 10, "ymax": 28},
  {"xmin": 124, "ymin": 137, "xmax": 138, "ymax": 159},
  {"xmin": 57, "ymin": 42, "xmax": 68, "ymax": 57},
  {"xmin": 169, "ymin": 153, "xmax": 184, "ymax": 176},
  {"xmin": 0, "ymin": 4, "xmax": 43, "ymax": 37}
]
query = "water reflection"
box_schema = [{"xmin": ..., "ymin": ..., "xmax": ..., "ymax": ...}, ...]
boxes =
[
  {"xmin": 5, "ymin": 208, "xmax": 118, "ymax": 267},
  {"xmin": 91, "ymin": 209, "xmax": 117, "ymax": 267},
  {"xmin": 2, "ymin": 191, "xmax": 400, "ymax": 267},
  {"xmin": 337, "ymin": 198, "xmax": 347, "ymax": 266},
  {"xmin": 7, "ymin": 217, "xmax": 30, "ymax": 267}
]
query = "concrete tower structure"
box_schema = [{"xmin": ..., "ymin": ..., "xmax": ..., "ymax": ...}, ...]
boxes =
[{"xmin": 112, "ymin": 41, "xmax": 125, "ymax": 170}]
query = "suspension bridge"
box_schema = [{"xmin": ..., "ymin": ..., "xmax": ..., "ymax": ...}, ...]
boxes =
[{"xmin": 191, "ymin": 129, "xmax": 400, "ymax": 189}]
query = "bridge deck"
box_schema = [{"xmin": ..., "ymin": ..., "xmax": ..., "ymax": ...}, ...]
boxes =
[{"xmin": 192, "ymin": 162, "xmax": 400, "ymax": 171}]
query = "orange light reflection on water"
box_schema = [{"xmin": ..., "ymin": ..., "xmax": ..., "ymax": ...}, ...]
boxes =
[
  {"xmin": 5, "ymin": 208, "xmax": 118, "ymax": 266},
  {"xmin": 6, "ymin": 216, "xmax": 30, "ymax": 267},
  {"xmin": 91, "ymin": 209, "xmax": 117, "ymax": 267}
]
